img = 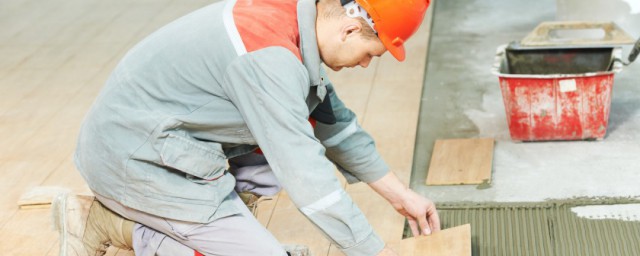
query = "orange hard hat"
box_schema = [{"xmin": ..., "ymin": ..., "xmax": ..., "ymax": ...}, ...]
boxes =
[{"xmin": 354, "ymin": 0, "xmax": 431, "ymax": 61}]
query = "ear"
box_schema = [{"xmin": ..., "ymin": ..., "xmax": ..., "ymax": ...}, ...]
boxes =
[{"xmin": 340, "ymin": 22, "xmax": 362, "ymax": 42}]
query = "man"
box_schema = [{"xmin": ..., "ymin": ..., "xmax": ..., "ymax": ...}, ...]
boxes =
[{"xmin": 53, "ymin": 0, "xmax": 439, "ymax": 255}]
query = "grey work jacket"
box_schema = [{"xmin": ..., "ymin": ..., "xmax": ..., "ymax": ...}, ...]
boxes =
[{"xmin": 75, "ymin": 0, "xmax": 389, "ymax": 254}]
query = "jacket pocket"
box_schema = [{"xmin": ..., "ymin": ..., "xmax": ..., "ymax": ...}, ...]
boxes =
[{"xmin": 160, "ymin": 134, "xmax": 227, "ymax": 181}]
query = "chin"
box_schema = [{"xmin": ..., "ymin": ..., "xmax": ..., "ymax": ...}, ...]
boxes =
[
  {"xmin": 321, "ymin": 58, "xmax": 342, "ymax": 72},
  {"xmin": 324, "ymin": 63, "xmax": 342, "ymax": 71}
]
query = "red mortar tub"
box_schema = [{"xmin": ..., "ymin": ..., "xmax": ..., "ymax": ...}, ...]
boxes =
[{"xmin": 492, "ymin": 44, "xmax": 623, "ymax": 141}]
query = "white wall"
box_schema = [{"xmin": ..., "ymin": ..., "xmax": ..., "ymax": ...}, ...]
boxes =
[{"xmin": 557, "ymin": 0, "xmax": 640, "ymax": 35}]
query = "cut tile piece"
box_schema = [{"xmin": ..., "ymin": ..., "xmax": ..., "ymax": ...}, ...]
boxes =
[
  {"xmin": 17, "ymin": 186, "xmax": 71, "ymax": 209},
  {"xmin": 426, "ymin": 138, "xmax": 494, "ymax": 185},
  {"xmin": 390, "ymin": 224, "xmax": 471, "ymax": 256}
]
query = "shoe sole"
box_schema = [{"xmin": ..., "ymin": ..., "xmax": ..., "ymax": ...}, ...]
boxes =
[{"xmin": 51, "ymin": 192, "xmax": 70, "ymax": 256}]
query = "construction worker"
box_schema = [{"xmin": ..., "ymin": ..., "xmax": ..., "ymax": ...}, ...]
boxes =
[{"xmin": 52, "ymin": 0, "xmax": 439, "ymax": 255}]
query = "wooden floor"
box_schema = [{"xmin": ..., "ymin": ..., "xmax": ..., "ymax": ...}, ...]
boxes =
[{"xmin": 0, "ymin": 0, "xmax": 432, "ymax": 255}]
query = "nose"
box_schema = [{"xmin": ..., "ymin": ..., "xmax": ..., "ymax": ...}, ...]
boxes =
[
  {"xmin": 359, "ymin": 57, "xmax": 372, "ymax": 68},
  {"xmin": 359, "ymin": 58, "xmax": 371, "ymax": 68}
]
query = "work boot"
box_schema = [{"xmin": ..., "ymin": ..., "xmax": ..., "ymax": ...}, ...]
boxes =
[
  {"xmin": 238, "ymin": 191, "xmax": 271, "ymax": 216},
  {"xmin": 283, "ymin": 244, "xmax": 311, "ymax": 256},
  {"xmin": 239, "ymin": 191, "xmax": 260, "ymax": 209},
  {"xmin": 51, "ymin": 193, "xmax": 134, "ymax": 256}
]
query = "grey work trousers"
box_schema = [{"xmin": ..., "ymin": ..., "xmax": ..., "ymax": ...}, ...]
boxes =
[
  {"xmin": 96, "ymin": 153, "xmax": 286, "ymax": 256},
  {"xmin": 96, "ymin": 192, "xmax": 286, "ymax": 256}
]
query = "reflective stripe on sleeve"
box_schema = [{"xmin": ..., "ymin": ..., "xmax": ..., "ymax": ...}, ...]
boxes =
[
  {"xmin": 300, "ymin": 189, "xmax": 345, "ymax": 215},
  {"xmin": 322, "ymin": 119, "xmax": 357, "ymax": 147}
]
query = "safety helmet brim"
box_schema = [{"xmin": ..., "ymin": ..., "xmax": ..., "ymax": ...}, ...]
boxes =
[{"xmin": 379, "ymin": 34, "xmax": 406, "ymax": 61}]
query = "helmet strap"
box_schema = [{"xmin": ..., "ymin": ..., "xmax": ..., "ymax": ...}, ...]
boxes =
[{"xmin": 341, "ymin": 1, "xmax": 377, "ymax": 34}]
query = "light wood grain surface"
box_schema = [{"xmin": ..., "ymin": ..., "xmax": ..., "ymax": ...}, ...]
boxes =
[
  {"xmin": 426, "ymin": 138, "xmax": 495, "ymax": 185},
  {"xmin": 389, "ymin": 224, "xmax": 471, "ymax": 256}
]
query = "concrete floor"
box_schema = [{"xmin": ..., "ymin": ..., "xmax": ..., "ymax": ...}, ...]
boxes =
[{"xmin": 411, "ymin": 0, "xmax": 640, "ymax": 216}]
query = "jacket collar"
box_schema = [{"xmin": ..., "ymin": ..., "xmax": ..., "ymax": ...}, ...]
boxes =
[{"xmin": 297, "ymin": 0, "xmax": 327, "ymax": 101}]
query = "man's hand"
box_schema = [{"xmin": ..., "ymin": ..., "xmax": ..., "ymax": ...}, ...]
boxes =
[
  {"xmin": 368, "ymin": 172, "xmax": 441, "ymax": 236},
  {"xmin": 394, "ymin": 187, "xmax": 440, "ymax": 236}
]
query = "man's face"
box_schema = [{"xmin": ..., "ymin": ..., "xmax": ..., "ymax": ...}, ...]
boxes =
[{"xmin": 321, "ymin": 34, "xmax": 387, "ymax": 71}]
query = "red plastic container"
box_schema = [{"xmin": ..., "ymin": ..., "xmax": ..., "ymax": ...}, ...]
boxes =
[{"xmin": 492, "ymin": 45, "xmax": 622, "ymax": 141}]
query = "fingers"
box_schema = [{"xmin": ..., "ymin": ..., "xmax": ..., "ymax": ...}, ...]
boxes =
[
  {"xmin": 417, "ymin": 210, "xmax": 432, "ymax": 235},
  {"xmin": 400, "ymin": 191, "xmax": 441, "ymax": 236},
  {"xmin": 416, "ymin": 201, "xmax": 441, "ymax": 235},
  {"xmin": 428, "ymin": 209, "xmax": 441, "ymax": 232},
  {"xmin": 407, "ymin": 217, "xmax": 420, "ymax": 237}
]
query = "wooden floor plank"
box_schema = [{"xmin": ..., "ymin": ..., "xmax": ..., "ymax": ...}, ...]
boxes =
[
  {"xmin": 0, "ymin": 44, "xmax": 40, "ymax": 72},
  {"xmin": 255, "ymin": 194, "xmax": 280, "ymax": 227},
  {"xmin": 45, "ymin": 241, "xmax": 58, "ymax": 256},
  {"xmin": 388, "ymin": 224, "xmax": 471, "ymax": 255},
  {"xmin": 0, "ymin": 68, "xmax": 56, "ymax": 111},
  {"xmin": 0, "ymin": 208, "xmax": 58, "ymax": 255},
  {"xmin": 0, "ymin": 67, "xmax": 102, "ymax": 140},
  {"xmin": 85, "ymin": 1, "xmax": 172, "ymax": 46},
  {"xmin": 426, "ymin": 138, "xmax": 495, "ymax": 185},
  {"xmin": 0, "ymin": 0, "xmax": 81, "ymax": 47}
]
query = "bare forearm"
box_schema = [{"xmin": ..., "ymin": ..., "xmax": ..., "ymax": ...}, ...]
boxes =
[{"xmin": 367, "ymin": 171, "xmax": 409, "ymax": 209}]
